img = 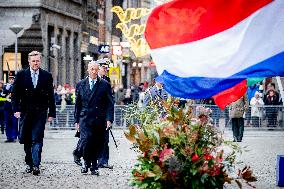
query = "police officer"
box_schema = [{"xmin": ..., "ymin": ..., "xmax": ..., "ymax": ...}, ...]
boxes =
[
  {"xmin": 97, "ymin": 60, "xmax": 113, "ymax": 169},
  {"xmin": 0, "ymin": 80, "xmax": 6, "ymax": 134},
  {"xmin": 3, "ymin": 75, "xmax": 18, "ymax": 142}
]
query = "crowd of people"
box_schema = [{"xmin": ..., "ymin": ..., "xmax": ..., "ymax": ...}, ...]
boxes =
[{"xmin": 201, "ymin": 82, "xmax": 283, "ymax": 128}]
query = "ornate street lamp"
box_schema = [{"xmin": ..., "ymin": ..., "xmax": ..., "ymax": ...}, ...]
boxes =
[{"xmin": 9, "ymin": 24, "xmax": 24, "ymax": 73}]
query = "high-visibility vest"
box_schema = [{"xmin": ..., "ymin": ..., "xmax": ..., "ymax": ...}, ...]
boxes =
[{"xmin": 0, "ymin": 97, "xmax": 6, "ymax": 102}]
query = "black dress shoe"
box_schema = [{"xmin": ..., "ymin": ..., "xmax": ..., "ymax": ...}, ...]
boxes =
[
  {"xmin": 73, "ymin": 154, "xmax": 82, "ymax": 166},
  {"xmin": 91, "ymin": 169, "xmax": 99, "ymax": 176},
  {"xmin": 4, "ymin": 139, "xmax": 15, "ymax": 143},
  {"xmin": 25, "ymin": 165, "xmax": 33, "ymax": 173},
  {"xmin": 99, "ymin": 163, "xmax": 113, "ymax": 169},
  {"xmin": 32, "ymin": 166, "xmax": 40, "ymax": 176},
  {"xmin": 81, "ymin": 161, "xmax": 89, "ymax": 174}
]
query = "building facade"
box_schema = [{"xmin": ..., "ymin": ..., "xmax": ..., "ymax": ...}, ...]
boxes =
[
  {"xmin": 81, "ymin": 0, "xmax": 107, "ymax": 78},
  {"xmin": 0, "ymin": 0, "xmax": 82, "ymax": 86},
  {"xmin": 0, "ymin": 0, "xmax": 155, "ymax": 88}
]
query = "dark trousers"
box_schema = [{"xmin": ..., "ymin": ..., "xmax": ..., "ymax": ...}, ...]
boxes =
[
  {"xmin": 24, "ymin": 141, "xmax": 43, "ymax": 167},
  {"xmin": 98, "ymin": 130, "xmax": 109, "ymax": 165},
  {"xmin": 20, "ymin": 111, "xmax": 47, "ymax": 167},
  {"xmin": 232, "ymin": 118, "xmax": 244, "ymax": 141},
  {"xmin": 81, "ymin": 137, "xmax": 99, "ymax": 170},
  {"xmin": 73, "ymin": 138, "xmax": 82, "ymax": 158},
  {"xmin": 81, "ymin": 125, "xmax": 106, "ymax": 170},
  {"xmin": 0, "ymin": 118, "xmax": 4, "ymax": 134},
  {"xmin": 4, "ymin": 111, "xmax": 18, "ymax": 140}
]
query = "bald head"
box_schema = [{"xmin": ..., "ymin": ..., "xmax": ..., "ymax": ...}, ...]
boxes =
[{"xmin": 88, "ymin": 61, "xmax": 100, "ymax": 80}]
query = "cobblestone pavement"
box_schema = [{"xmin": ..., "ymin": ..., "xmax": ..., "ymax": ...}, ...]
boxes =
[{"xmin": 0, "ymin": 129, "xmax": 283, "ymax": 189}]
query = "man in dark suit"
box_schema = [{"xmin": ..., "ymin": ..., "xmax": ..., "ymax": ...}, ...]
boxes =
[
  {"xmin": 74, "ymin": 61, "xmax": 114, "ymax": 176},
  {"xmin": 12, "ymin": 51, "xmax": 56, "ymax": 175},
  {"xmin": 97, "ymin": 63, "xmax": 113, "ymax": 169},
  {"xmin": 72, "ymin": 61, "xmax": 112, "ymax": 167}
]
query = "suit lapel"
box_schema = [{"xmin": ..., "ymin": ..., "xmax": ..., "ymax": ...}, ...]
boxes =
[
  {"xmin": 24, "ymin": 68, "xmax": 34, "ymax": 89},
  {"xmin": 83, "ymin": 78, "xmax": 91, "ymax": 95}
]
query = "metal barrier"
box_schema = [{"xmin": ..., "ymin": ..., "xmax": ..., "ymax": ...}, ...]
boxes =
[
  {"xmin": 48, "ymin": 104, "xmax": 284, "ymax": 129},
  {"xmin": 49, "ymin": 105, "xmax": 75, "ymax": 129},
  {"xmin": 191, "ymin": 104, "xmax": 284, "ymax": 128},
  {"xmin": 48, "ymin": 105, "xmax": 129, "ymax": 129}
]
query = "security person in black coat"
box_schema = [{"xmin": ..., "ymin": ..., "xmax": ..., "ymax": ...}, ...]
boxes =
[
  {"xmin": 74, "ymin": 61, "xmax": 114, "ymax": 175},
  {"xmin": 97, "ymin": 63, "xmax": 112, "ymax": 169},
  {"xmin": 12, "ymin": 51, "xmax": 56, "ymax": 176}
]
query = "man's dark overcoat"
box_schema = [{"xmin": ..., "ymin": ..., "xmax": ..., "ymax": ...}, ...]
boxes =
[
  {"xmin": 12, "ymin": 68, "xmax": 56, "ymax": 144},
  {"xmin": 74, "ymin": 76, "xmax": 114, "ymax": 160}
]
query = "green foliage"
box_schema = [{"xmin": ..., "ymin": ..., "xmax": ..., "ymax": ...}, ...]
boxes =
[{"xmin": 125, "ymin": 98, "xmax": 256, "ymax": 189}]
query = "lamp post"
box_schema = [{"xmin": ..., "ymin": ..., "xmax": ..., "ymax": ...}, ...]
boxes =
[{"xmin": 9, "ymin": 24, "xmax": 24, "ymax": 74}]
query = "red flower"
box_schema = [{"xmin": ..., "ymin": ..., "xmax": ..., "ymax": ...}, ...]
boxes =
[
  {"xmin": 150, "ymin": 150, "xmax": 159, "ymax": 160},
  {"xmin": 134, "ymin": 172, "xmax": 140, "ymax": 177},
  {"xmin": 192, "ymin": 154, "xmax": 199, "ymax": 162},
  {"xmin": 204, "ymin": 154, "xmax": 213, "ymax": 161},
  {"xmin": 171, "ymin": 170, "xmax": 178, "ymax": 178},
  {"xmin": 159, "ymin": 148, "xmax": 174, "ymax": 162},
  {"xmin": 144, "ymin": 150, "xmax": 150, "ymax": 157},
  {"xmin": 133, "ymin": 172, "xmax": 145, "ymax": 181}
]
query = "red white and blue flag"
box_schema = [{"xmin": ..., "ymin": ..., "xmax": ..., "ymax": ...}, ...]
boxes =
[{"xmin": 145, "ymin": 0, "xmax": 284, "ymax": 109}]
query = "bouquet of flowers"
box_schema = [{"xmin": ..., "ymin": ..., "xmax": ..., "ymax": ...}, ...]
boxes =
[{"xmin": 125, "ymin": 98, "xmax": 256, "ymax": 189}]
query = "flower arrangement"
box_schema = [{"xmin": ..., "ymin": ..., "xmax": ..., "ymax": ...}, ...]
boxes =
[{"xmin": 125, "ymin": 98, "xmax": 256, "ymax": 189}]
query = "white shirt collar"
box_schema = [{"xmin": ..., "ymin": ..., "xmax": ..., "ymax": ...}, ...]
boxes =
[
  {"xmin": 88, "ymin": 76, "xmax": 97, "ymax": 83},
  {"xmin": 30, "ymin": 67, "xmax": 39, "ymax": 75}
]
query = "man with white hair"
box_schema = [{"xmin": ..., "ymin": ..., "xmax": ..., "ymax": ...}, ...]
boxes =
[{"xmin": 74, "ymin": 61, "xmax": 114, "ymax": 175}]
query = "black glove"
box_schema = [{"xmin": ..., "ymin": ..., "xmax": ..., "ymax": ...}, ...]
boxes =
[{"xmin": 74, "ymin": 131, "xmax": 80, "ymax": 138}]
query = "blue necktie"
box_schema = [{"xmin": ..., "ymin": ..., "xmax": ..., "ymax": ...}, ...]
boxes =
[
  {"xmin": 32, "ymin": 72, "xmax": 37, "ymax": 88},
  {"xmin": 90, "ymin": 80, "xmax": 94, "ymax": 90}
]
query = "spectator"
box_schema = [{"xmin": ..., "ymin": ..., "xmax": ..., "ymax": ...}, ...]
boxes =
[
  {"xmin": 264, "ymin": 89, "xmax": 280, "ymax": 127},
  {"xmin": 123, "ymin": 88, "xmax": 133, "ymax": 105},
  {"xmin": 229, "ymin": 94, "xmax": 249, "ymax": 142},
  {"xmin": 54, "ymin": 85, "xmax": 62, "ymax": 105},
  {"xmin": 115, "ymin": 86, "xmax": 125, "ymax": 105},
  {"xmin": 250, "ymin": 91, "xmax": 264, "ymax": 127}
]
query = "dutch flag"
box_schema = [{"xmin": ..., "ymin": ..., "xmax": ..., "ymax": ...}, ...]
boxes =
[{"xmin": 145, "ymin": 0, "xmax": 284, "ymax": 109}]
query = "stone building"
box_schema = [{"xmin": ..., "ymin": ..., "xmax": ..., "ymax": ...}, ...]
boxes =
[
  {"xmin": 81, "ymin": 0, "xmax": 106, "ymax": 78},
  {"xmin": 0, "ymin": 0, "xmax": 82, "ymax": 86}
]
